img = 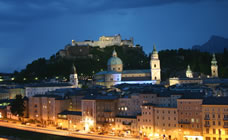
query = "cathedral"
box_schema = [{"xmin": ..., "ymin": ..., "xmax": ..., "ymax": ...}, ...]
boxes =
[{"xmin": 94, "ymin": 45, "xmax": 161, "ymax": 88}]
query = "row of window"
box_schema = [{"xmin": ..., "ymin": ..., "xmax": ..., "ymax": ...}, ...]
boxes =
[
  {"xmin": 205, "ymin": 121, "xmax": 228, "ymax": 126},
  {"xmin": 205, "ymin": 114, "xmax": 228, "ymax": 119},
  {"xmin": 204, "ymin": 108, "xmax": 228, "ymax": 112}
]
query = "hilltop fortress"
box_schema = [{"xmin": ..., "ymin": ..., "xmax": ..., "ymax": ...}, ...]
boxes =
[
  {"xmin": 71, "ymin": 34, "xmax": 134, "ymax": 48},
  {"xmin": 57, "ymin": 34, "xmax": 137, "ymax": 59}
]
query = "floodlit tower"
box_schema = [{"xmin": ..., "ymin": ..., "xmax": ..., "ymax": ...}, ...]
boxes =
[
  {"xmin": 211, "ymin": 53, "xmax": 218, "ymax": 78},
  {"xmin": 150, "ymin": 44, "xmax": 161, "ymax": 84},
  {"xmin": 186, "ymin": 65, "xmax": 193, "ymax": 78},
  {"xmin": 70, "ymin": 64, "xmax": 78, "ymax": 87}
]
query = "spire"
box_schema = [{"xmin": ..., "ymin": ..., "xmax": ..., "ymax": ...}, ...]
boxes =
[
  {"xmin": 152, "ymin": 44, "xmax": 158, "ymax": 54},
  {"xmin": 112, "ymin": 49, "xmax": 117, "ymax": 57},
  {"xmin": 211, "ymin": 53, "xmax": 217, "ymax": 66},
  {"xmin": 187, "ymin": 65, "xmax": 191, "ymax": 71},
  {"xmin": 72, "ymin": 64, "xmax": 77, "ymax": 74}
]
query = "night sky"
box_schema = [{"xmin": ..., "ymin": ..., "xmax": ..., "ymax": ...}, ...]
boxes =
[{"xmin": 0, "ymin": 0, "xmax": 228, "ymax": 73}]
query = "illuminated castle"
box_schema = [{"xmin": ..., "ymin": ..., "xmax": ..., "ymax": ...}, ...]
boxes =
[
  {"xmin": 71, "ymin": 34, "xmax": 134, "ymax": 48},
  {"xmin": 94, "ymin": 45, "xmax": 161, "ymax": 88}
]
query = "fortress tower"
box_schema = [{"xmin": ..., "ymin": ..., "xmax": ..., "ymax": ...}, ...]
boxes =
[
  {"xmin": 150, "ymin": 45, "xmax": 161, "ymax": 84},
  {"xmin": 211, "ymin": 53, "xmax": 218, "ymax": 78}
]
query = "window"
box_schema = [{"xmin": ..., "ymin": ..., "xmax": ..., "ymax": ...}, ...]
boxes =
[
  {"xmin": 206, "ymin": 128, "xmax": 209, "ymax": 134},
  {"xmin": 218, "ymin": 129, "xmax": 221, "ymax": 135},
  {"xmin": 213, "ymin": 121, "xmax": 216, "ymax": 125},
  {"xmin": 154, "ymin": 64, "xmax": 156, "ymax": 68},
  {"xmin": 213, "ymin": 138, "xmax": 216, "ymax": 140},
  {"xmin": 213, "ymin": 129, "xmax": 216, "ymax": 134}
]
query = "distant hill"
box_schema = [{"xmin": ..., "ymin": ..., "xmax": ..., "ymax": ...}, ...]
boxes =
[{"xmin": 192, "ymin": 35, "xmax": 228, "ymax": 53}]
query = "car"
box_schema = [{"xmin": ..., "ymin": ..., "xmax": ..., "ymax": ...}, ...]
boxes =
[
  {"xmin": 56, "ymin": 126, "xmax": 62, "ymax": 129},
  {"xmin": 36, "ymin": 124, "xmax": 41, "ymax": 127},
  {"xmin": 62, "ymin": 128, "xmax": 68, "ymax": 130},
  {"xmin": 98, "ymin": 132, "xmax": 104, "ymax": 135},
  {"xmin": 21, "ymin": 122, "xmax": 26, "ymax": 125},
  {"xmin": 75, "ymin": 129, "xmax": 80, "ymax": 132}
]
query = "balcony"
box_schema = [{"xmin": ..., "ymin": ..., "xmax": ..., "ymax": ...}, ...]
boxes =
[
  {"xmin": 223, "ymin": 125, "xmax": 228, "ymax": 128},
  {"xmin": 122, "ymin": 122, "xmax": 131, "ymax": 125},
  {"xmin": 224, "ymin": 118, "xmax": 228, "ymax": 121},
  {"xmin": 178, "ymin": 121, "xmax": 190, "ymax": 124},
  {"xmin": 204, "ymin": 117, "xmax": 210, "ymax": 120},
  {"xmin": 204, "ymin": 124, "xmax": 210, "ymax": 127}
]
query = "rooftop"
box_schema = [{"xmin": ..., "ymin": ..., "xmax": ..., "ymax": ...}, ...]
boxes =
[
  {"xmin": 203, "ymin": 97, "xmax": 228, "ymax": 105},
  {"xmin": 58, "ymin": 110, "xmax": 82, "ymax": 116}
]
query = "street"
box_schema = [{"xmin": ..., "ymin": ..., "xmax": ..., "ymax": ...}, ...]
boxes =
[{"xmin": 0, "ymin": 121, "xmax": 138, "ymax": 140}]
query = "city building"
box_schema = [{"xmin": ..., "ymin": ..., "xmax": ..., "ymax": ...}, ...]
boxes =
[
  {"xmin": 25, "ymin": 66, "xmax": 79, "ymax": 97},
  {"xmin": 115, "ymin": 116, "xmax": 137, "ymax": 136},
  {"xmin": 177, "ymin": 94, "xmax": 204, "ymax": 140},
  {"xmin": 28, "ymin": 95, "xmax": 70, "ymax": 125},
  {"xmin": 81, "ymin": 95, "xmax": 118, "ymax": 132},
  {"xmin": 57, "ymin": 110, "xmax": 82, "ymax": 131},
  {"xmin": 202, "ymin": 97, "xmax": 228, "ymax": 140},
  {"xmin": 117, "ymin": 93, "xmax": 141, "ymax": 117},
  {"xmin": 95, "ymin": 45, "xmax": 161, "ymax": 88}
]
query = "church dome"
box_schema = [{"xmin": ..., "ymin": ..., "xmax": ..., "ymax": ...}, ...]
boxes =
[{"xmin": 107, "ymin": 50, "xmax": 123, "ymax": 66}]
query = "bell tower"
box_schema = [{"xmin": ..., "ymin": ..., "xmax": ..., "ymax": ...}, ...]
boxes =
[
  {"xmin": 150, "ymin": 44, "xmax": 161, "ymax": 84},
  {"xmin": 70, "ymin": 64, "xmax": 79, "ymax": 87},
  {"xmin": 211, "ymin": 53, "xmax": 218, "ymax": 78},
  {"xmin": 186, "ymin": 65, "xmax": 193, "ymax": 78}
]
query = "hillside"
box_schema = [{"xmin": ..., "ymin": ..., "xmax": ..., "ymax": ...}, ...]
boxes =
[
  {"xmin": 192, "ymin": 35, "xmax": 228, "ymax": 53},
  {"xmin": 12, "ymin": 44, "xmax": 228, "ymax": 83}
]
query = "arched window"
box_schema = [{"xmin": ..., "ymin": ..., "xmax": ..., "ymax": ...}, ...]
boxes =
[{"xmin": 155, "ymin": 76, "xmax": 157, "ymax": 80}]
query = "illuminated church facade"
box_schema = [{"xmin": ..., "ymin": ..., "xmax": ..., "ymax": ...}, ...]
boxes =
[{"xmin": 95, "ymin": 45, "xmax": 161, "ymax": 88}]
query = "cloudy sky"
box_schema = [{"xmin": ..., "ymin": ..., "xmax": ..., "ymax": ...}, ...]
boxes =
[{"xmin": 0, "ymin": 0, "xmax": 228, "ymax": 72}]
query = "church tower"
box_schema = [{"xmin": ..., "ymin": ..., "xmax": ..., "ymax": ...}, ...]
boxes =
[
  {"xmin": 211, "ymin": 53, "xmax": 218, "ymax": 78},
  {"xmin": 150, "ymin": 45, "xmax": 161, "ymax": 84},
  {"xmin": 186, "ymin": 65, "xmax": 193, "ymax": 78},
  {"xmin": 70, "ymin": 64, "xmax": 79, "ymax": 87}
]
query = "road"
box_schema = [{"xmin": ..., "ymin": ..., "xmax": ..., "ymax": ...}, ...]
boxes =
[{"xmin": 0, "ymin": 121, "xmax": 138, "ymax": 140}]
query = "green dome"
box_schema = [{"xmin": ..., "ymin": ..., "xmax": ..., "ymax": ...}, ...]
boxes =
[
  {"xmin": 107, "ymin": 49, "xmax": 123, "ymax": 65},
  {"xmin": 107, "ymin": 57, "xmax": 122, "ymax": 65}
]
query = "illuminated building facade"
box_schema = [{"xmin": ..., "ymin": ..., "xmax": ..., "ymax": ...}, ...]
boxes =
[
  {"xmin": 117, "ymin": 93, "xmax": 141, "ymax": 116},
  {"xmin": 177, "ymin": 96, "xmax": 203, "ymax": 140},
  {"xmin": 57, "ymin": 110, "xmax": 82, "ymax": 131},
  {"xmin": 81, "ymin": 96, "xmax": 118, "ymax": 131},
  {"xmin": 202, "ymin": 97, "xmax": 228, "ymax": 140},
  {"xmin": 71, "ymin": 34, "xmax": 134, "ymax": 48},
  {"xmin": 28, "ymin": 95, "xmax": 70, "ymax": 125},
  {"xmin": 138, "ymin": 103, "xmax": 179, "ymax": 139},
  {"xmin": 115, "ymin": 116, "xmax": 137, "ymax": 136}
]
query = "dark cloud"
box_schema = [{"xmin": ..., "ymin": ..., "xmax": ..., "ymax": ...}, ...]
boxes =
[{"xmin": 0, "ymin": 0, "xmax": 226, "ymax": 32}]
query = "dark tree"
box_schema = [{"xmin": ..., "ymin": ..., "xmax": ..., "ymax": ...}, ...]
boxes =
[{"xmin": 10, "ymin": 95, "xmax": 25, "ymax": 119}]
